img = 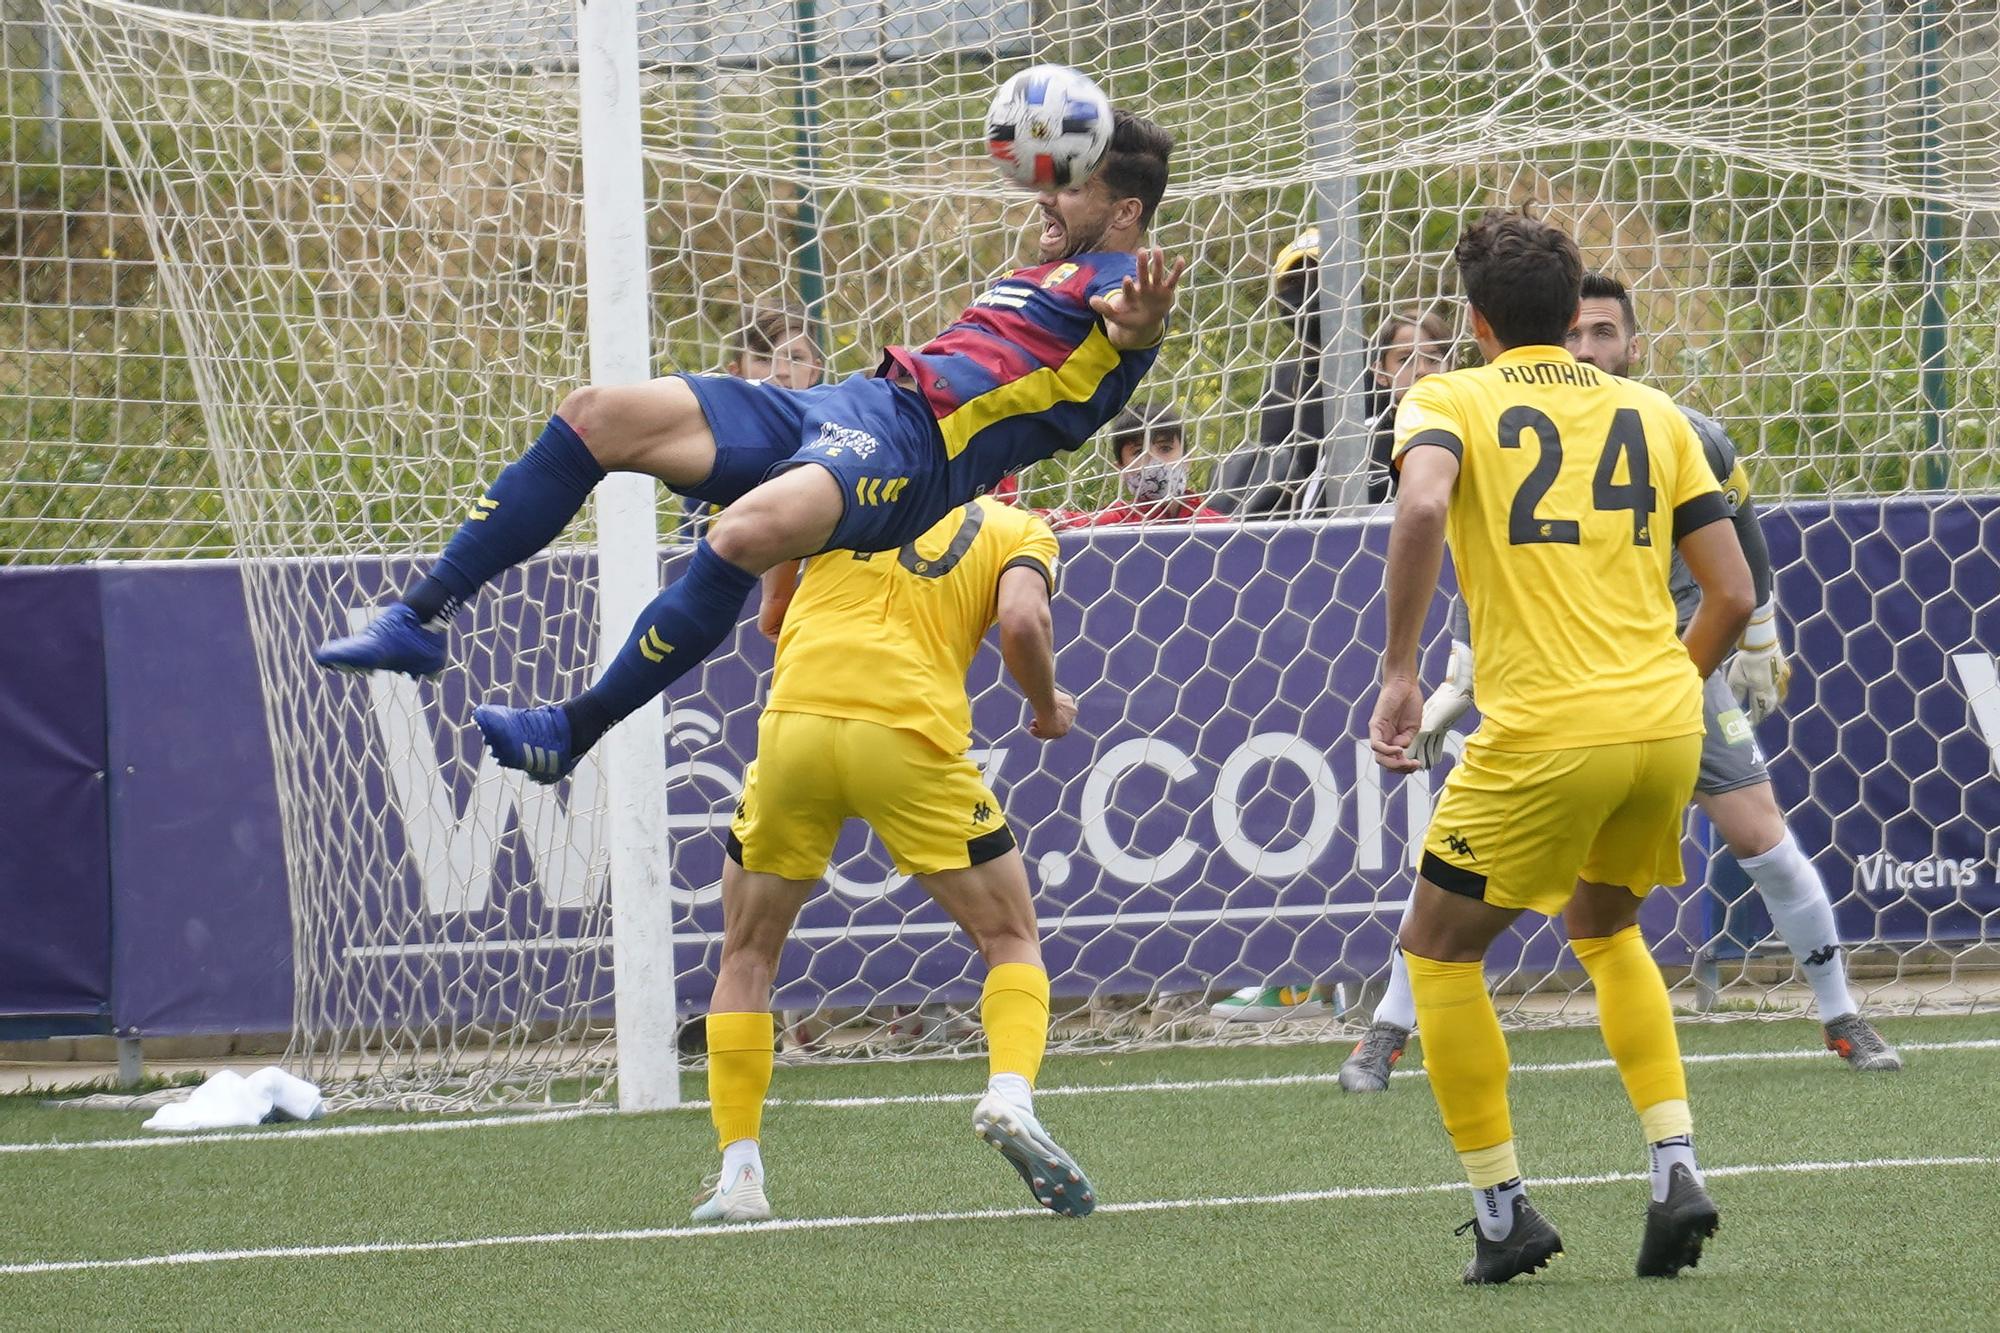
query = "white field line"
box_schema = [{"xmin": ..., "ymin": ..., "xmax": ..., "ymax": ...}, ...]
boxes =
[
  {"xmin": 8, "ymin": 1037, "xmax": 1997, "ymax": 1156},
  {"xmin": 2, "ymin": 1153, "xmax": 1994, "ymax": 1278}
]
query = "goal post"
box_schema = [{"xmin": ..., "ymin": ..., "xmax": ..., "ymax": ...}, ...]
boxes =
[{"xmin": 575, "ymin": 0, "xmax": 680, "ymax": 1112}]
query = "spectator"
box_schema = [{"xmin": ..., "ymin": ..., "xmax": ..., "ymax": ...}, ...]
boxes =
[
  {"xmin": 1211, "ymin": 225, "xmax": 1327, "ymax": 516},
  {"xmin": 1359, "ymin": 307, "xmax": 1452, "ymax": 503},
  {"xmin": 1061, "ymin": 399, "xmax": 1229, "ymax": 528},
  {"xmin": 1211, "ymin": 224, "xmax": 1452, "ymax": 513},
  {"xmin": 730, "ymin": 303, "xmax": 825, "ymax": 389},
  {"xmin": 683, "ymin": 305, "xmax": 827, "ymax": 540}
]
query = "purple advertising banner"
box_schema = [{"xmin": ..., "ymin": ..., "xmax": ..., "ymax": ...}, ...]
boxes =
[
  {"xmin": 0, "ymin": 567, "xmax": 112, "ymax": 1032},
  {"xmin": 1, "ymin": 496, "xmax": 1993, "ymax": 1036},
  {"xmin": 99, "ymin": 565, "xmax": 294, "ymax": 1035}
]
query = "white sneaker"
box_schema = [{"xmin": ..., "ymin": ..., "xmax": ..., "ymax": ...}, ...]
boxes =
[
  {"xmin": 972, "ymin": 1092, "xmax": 1096, "ymax": 1217},
  {"xmin": 690, "ymin": 1164, "xmax": 772, "ymax": 1224},
  {"xmin": 1208, "ymin": 984, "xmax": 1327, "ymax": 1023}
]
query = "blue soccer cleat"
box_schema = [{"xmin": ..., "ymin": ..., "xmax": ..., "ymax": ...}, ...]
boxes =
[
  {"xmin": 313, "ymin": 604, "xmax": 446, "ymax": 679},
  {"xmin": 473, "ymin": 703, "xmax": 577, "ymax": 784}
]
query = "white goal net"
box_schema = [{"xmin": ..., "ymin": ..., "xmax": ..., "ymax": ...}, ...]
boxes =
[{"xmin": 40, "ymin": 0, "xmax": 2000, "ymax": 1106}]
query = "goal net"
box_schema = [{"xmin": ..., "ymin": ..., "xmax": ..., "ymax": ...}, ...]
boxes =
[{"xmin": 44, "ymin": 0, "xmax": 2000, "ymax": 1106}]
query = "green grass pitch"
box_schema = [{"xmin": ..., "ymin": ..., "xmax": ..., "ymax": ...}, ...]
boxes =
[{"xmin": 4, "ymin": 1014, "xmax": 1997, "ymax": 1330}]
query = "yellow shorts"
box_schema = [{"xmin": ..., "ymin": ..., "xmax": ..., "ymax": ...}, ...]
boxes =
[
  {"xmin": 728, "ymin": 710, "xmax": 1015, "ymax": 881},
  {"xmin": 1420, "ymin": 732, "xmax": 1702, "ymax": 915}
]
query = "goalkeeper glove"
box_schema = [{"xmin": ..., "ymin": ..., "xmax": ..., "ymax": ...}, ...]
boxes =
[
  {"xmin": 1405, "ymin": 639, "xmax": 1475, "ymax": 768},
  {"xmin": 1724, "ymin": 597, "xmax": 1791, "ymax": 724}
]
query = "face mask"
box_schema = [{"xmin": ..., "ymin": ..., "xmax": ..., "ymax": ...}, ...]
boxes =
[{"xmin": 1123, "ymin": 457, "xmax": 1189, "ymax": 503}]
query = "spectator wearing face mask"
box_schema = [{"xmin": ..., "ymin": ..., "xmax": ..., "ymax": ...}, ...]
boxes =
[{"xmin": 1062, "ymin": 399, "xmax": 1228, "ymax": 528}]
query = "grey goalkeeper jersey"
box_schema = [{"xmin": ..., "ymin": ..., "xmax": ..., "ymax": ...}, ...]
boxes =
[{"xmin": 1445, "ymin": 405, "xmax": 1771, "ymax": 643}]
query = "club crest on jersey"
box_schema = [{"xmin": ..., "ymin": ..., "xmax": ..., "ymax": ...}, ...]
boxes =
[
  {"xmin": 1041, "ymin": 262, "xmax": 1080, "ymax": 288},
  {"xmin": 814, "ymin": 422, "xmax": 879, "ymax": 459}
]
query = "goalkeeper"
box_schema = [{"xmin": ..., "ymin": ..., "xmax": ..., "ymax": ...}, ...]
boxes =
[
  {"xmin": 315, "ymin": 112, "xmax": 1181, "ymax": 784},
  {"xmin": 690, "ymin": 496, "xmax": 1089, "ymax": 1225},
  {"xmin": 1340, "ymin": 271, "xmax": 1902, "ymax": 1094}
]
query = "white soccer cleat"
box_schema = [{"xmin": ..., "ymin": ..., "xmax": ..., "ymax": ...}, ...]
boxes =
[
  {"xmin": 690, "ymin": 1164, "xmax": 772, "ymax": 1224},
  {"xmin": 973, "ymin": 1091, "xmax": 1096, "ymax": 1217}
]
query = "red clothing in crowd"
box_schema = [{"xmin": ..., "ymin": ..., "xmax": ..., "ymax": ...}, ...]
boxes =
[{"xmin": 1058, "ymin": 495, "xmax": 1230, "ymax": 528}]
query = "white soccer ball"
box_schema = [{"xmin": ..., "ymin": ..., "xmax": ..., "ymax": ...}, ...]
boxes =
[{"xmin": 986, "ymin": 64, "xmax": 1113, "ymax": 191}]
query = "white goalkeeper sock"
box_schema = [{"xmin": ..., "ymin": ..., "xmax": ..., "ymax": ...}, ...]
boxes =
[
  {"xmin": 721, "ymin": 1137, "xmax": 763, "ymax": 1183},
  {"xmin": 1375, "ymin": 947, "xmax": 1418, "ymax": 1031},
  {"xmin": 1739, "ymin": 832, "xmax": 1857, "ymax": 1020}
]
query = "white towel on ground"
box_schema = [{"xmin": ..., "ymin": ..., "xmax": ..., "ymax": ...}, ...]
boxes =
[{"xmin": 141, "ymin": 1067, "xmax": 325, "ymax": 1132}]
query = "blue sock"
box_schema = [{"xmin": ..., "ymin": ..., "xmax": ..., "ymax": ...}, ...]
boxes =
[
  {"xmin": 561, "ymin": 540, "xmax": 758, "ymax": 755},
  {"xmin": 404, "ymin": 415, "xmax": 605, "ymax": 624}
]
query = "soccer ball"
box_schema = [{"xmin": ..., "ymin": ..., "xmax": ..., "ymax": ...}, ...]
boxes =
[{"xmin": 986, "ymin": 64, "xmax": 1113, "ymax": 191}]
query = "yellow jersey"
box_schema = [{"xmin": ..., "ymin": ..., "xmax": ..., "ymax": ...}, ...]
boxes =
[
  {"xmin": 765, "ymin": 497, "xmax": 1059, "ymax": 755},
  {"xmin": 1392, "ymin": 345, "xmax": 1728, "ymax": 751}
]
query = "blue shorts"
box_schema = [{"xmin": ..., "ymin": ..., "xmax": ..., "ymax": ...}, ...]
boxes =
[{"xmin": 678, "ymin": 372, "xmax": 952, "ymax": 554}]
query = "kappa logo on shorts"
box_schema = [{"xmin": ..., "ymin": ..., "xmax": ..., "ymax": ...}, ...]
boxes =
[
  {"xmin": 972, "ymin": 800, "xmax": 993, "ymax": 825},
  {"xmin": 815, "ymin": 422, "xmax": 879, "ymax": 460},
  {"xmin": 1444, "ymin": 832, "xmax": 1475, "ymax": 860}
]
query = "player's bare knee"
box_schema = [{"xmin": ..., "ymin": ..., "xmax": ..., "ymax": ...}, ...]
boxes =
[
  {"xmin": 555, "ymin": 383, "xmax": 666, "ymax": 472},
  {"xmin": 555, "ymin": 385, "xmax": 608, "ymax": 445},
  {"xmin": 1703, "ymin": 784, "xmax": 1786, "ymax": 861},
  {"xmin": 1565, "ymin": 879, "xmax": 1642, "ymax": 939}
]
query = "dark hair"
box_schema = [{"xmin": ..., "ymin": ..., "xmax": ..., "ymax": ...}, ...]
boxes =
[
  {"xmin": 736, "ymin": 304, "xmax": 821, "ymax": 362},
  {"xmin": 1451, "ymin": 210, "xmax": 1583, "ymax": 348},
  {"xmin": 1109, "ymin": 397, "xmax": 1183, "ymax": 463},
  {"xmin": 1370, "ymin": 306, "xmax": 1453, "ymax": 366},
  {"xmin": 1099, "ymin": 109, "xmax": 1174, "ymax": 231},
  {"xmin": 1579, "ymin": 270, "xmax": 1637, "ymax": 335}
]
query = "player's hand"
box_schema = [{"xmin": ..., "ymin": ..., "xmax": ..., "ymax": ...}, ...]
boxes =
[
  {"xmin": 1368, "ymin": 675, "xmax": 1424, "ymax": 774},
  {"xmin": 1030, "ymin": 689, "xmax": 1077, "ymax": 740},
  {"xmin": 1724, "ymin": 597, "xmax": 1791, "ymax": 723},
  {"xmin": 1406, "ymin": 639, "xmax": 1475, "ymax": 768},
  {"xmin": 757, "ymin": 560, "xmax": 801, "ymax": 642},
  {"xmin": 1090, "ymin": 247, "xmax": 1187, "ymax": 351}
]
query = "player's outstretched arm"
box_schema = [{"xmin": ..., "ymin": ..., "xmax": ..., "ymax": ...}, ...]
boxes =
[
  {"xmin": 997, "ymin": 565, "xmax": 1075, "ymax": 739},
  {"xmin": 1089, "ymin": 247, "xmax": 1188, "ymax": 351},
  {"xmin": 1676, "ymin": 518, "xmax": 1755, "ymax": 679},
  {"xmin": 1371, "ymin": 444, "xmax": 1458, "ymax": 774}
]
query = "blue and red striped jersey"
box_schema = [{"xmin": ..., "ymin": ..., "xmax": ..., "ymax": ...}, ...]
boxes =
[{"xmin": 880, "ymin": 252, "xmax": 1161, "ymax": 485}]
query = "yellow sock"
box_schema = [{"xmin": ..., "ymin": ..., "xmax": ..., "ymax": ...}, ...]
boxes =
[
  {"xmin": 981, "ymin": 962, "xmax": 1050, "ymax": 1084},
  {"xmin": 1572, "ymin": 926, "xmax": 1691, "ymax": 1137},
  {"xmin": 1403, "ymin": 950, "xmax": 1515, "ymax": 1183},
  {"xmin": 705, "ymin": 1011, "xmax": 774, "ymax": 1151}
]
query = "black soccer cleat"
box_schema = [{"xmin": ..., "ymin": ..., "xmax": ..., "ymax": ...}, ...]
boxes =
[
  {"xmin": 1636, "ymin": 1162, "xmax": 1720, "ymax": 1278},
  {"xmin": 1456, "ymin": 1196, "xmax": 1564, "ymax": 1285}
]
